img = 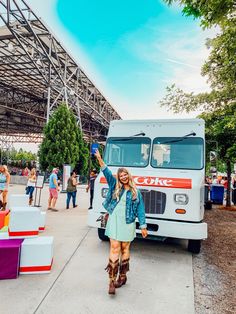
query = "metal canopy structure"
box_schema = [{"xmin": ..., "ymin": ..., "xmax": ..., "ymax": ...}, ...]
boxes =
[{"xmin": 0, "ymin": 0, "xmax": 121, "ymax": 143}]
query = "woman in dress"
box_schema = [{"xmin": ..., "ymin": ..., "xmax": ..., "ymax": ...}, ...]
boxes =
[
  {"xmin": 94, "ymin": 149, "xmax": 148, "ymax": 295},
  {"xmin": 0, "ymin": 165, "xmax": 11, "ymax": 210},
  {"xmin": 26, "ymin": 168, "xmax": 37, "ymax": 205}
]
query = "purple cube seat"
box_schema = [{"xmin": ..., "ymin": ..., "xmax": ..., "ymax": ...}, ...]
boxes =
[{"xmin": 0, "ymin": 239, "xmax": 24, "ymax": 280}]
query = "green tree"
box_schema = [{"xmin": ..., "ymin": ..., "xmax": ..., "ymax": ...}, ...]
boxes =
[
  {"xmin": 161, "ymin": 0, "xmax": 236, "ymax": 206},
  {"xmin": 38, "ymin": 104, "xmax": 86, "ymax": 172},
  {"xmin": 164, "ymin": 0, "xmax": 235, "ymax": 27},
  {"xmin": 161, "ymin": 1, "xmax": 236, "ymax": 113},
  {"xmin": 199, "ymin": 104, "xmax": 236, "ymax": 206},
  {"xmin": 0, "ymin": 147, "xmax": 37, "ymax": 167},
  {"xmin": 75, "ymin": 141, "xmax": 89, "ymax": 177}
]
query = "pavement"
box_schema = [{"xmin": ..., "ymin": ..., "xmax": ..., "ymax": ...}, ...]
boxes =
[{"xmin": 0, "ymin": 184, "xmax": 195, "ymax": 314}]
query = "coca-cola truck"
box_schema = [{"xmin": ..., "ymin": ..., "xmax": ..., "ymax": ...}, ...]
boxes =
[{"xmin": 88, "ymin": 119, "xmax": 207, "ymax": 253}]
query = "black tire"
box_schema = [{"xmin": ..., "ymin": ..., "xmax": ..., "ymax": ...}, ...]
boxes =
[
  {"xmin": 188, "ymin": 239, "xmax": 201, "ymax": 254},
  {"xmin": 205, "ymin": 201, "xmax": 212, "ymax": 210},
  {"xmin": 98, "ymin": 228, "xmax": 109, "ymax": 241}
]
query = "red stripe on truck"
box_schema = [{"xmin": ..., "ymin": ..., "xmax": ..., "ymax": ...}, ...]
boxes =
[{"xmin": 100, "ymin": 176, "xmax": 192, "ymax": 189}]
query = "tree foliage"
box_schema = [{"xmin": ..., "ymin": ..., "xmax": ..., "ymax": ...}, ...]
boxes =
[
  {"xmin": 162, "ymin": 0, "xmax": 236, "ymax": 206},
  {"xmin": 0, "ymin": 147, "xmax": 37, "ymax": 167},
  {"xmin": 199, "ymin": 103, "xmax": 236, "ymax": 161},
  {"xmin": 161, "ymin": 1, "xmax": 236, "ymax": 113},
  {"xmin": 38, "ymin": 104, "xmax": 88, "ymax": 173},
  {"xmin": 164, "ymin": 0, "xmax": 235, "ymax": 28}
]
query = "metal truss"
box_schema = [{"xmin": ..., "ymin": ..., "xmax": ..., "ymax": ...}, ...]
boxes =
[
  {"xmin": 0, "ymin": 0, "xmax": 121, "ymax": 142},
  {"xmin": 0, "ymin": 133, "xmax": 42, "ymax": 143}
]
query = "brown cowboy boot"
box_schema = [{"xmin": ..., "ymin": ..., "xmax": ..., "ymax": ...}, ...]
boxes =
[
  {"xmin": 114, "ymin": 258, "xmax": 130, "ymax": 288},
  {"xmin": 2, "ymin": 203, "xmax": 7, "ymax": 211},
  {"xmin": 29, "ymin": 198, "xmax": 33, "ymax": 205},
  {"xmin": 105, "ymin": 259, "xmax": 119, "ymax": 295}
]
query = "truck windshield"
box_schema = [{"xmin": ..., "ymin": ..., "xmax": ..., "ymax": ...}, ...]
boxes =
[
  {"xmin": 104, "ymin": 137, "xmax": 151, "ymax": 167},
  {"xmin": 151, "ymin": 137, "xmax": 204, "ymax": 170}
]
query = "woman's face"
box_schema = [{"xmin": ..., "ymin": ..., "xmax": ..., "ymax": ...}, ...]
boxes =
[
  {"xmin": 0, "ymin": 166, "xmax": 4, "ymax": 173},
  {"xmin": 119, "ymin": 171, "xmax": 129, "ymax": 185}
]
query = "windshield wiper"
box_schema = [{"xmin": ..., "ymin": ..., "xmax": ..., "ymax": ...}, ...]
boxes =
[
  {"xmin": 133, "ymin": 132, "xmax": 145, "ymax": 136},
  {"xmin": 158, "ymin": 132, "xmax": 196, "ymax": 144}
]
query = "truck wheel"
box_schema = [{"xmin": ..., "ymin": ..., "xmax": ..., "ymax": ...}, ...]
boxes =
[
  {"xmin": 205, "ymin": 201, "xmax": 212, "ymax": 210},
  {"xmin": 188, "ymin": 240, "xmax": 201, "ymax": 254},
  {"xmin": 98, "ymin": 228, "xmax": 109, "ymax": 241}
]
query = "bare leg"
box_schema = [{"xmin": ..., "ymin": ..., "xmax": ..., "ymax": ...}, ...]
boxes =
[
  {"xmin": 115, "ymin": 242, "xmax": 131, "ymax": 288},
  {"xmin": 121, "ymin": 241, "xmax": 131, "ymax": 261},
  {"xmin": 109, "ymin": 239, "xmax": 121, "ymax": 262},
  {"xmin": 48, "ymin": 196, "xmax": 52, "ymax": 209},
  {"xmin": 51, "ymin": 197, "xmax": 58, "ymax": 211},
  {"xmin": 105, "ymin": 239, "xmax": 121, "ymax": 294},
  {"xmin": 2, "ymin": 191, "xmax": 8, "ymax": 210}
]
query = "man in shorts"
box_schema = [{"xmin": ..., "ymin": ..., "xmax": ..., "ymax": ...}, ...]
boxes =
[{"xmin": 48, "ymin": 168, "xmax": 60, "ymax": 212}]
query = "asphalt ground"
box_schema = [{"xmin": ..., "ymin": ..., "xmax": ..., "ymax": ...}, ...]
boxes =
[{"xmin": 0, "ymin": 184, "xmax": 195, "ymax": 314}]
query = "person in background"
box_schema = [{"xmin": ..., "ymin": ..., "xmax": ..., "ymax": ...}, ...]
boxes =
[
  {"xmin": 232, "ymin": 174, "xmax": 236, "ymax": 205},
  {"xmin": 0, "ymin": 165, "xmax": 11, "ymax": 210},
  {"xmin": 66, "ymin": 171, "xmax": 79, "ymax": 209},
  {"xmin": 232, "ymin": 175, "xmax": 236, "ymax": 189},
  {"xmin": 94, "ymin": 149, "xmax": 148, "ymax": 295},
  {"xmin": 86, "ymin": 169, "xmax": 97, "ymax": 209},
  {"xmin": 26, "ymin": 168, "xmax": 37, "ymax": 205},
  {"xmin": 22, "ymin": 167, "xmax": 29, "ymax": 177},
  {"xmin": 48, "ymin": 168, "xmax": 60, "ymax": 212},
  {"xmin": 212, "ymin": 175, "xmax": 218, "ymax": 184},
  {"xmin": 221, "ymin": 176, "xmax": 228, "ymax": 200}
]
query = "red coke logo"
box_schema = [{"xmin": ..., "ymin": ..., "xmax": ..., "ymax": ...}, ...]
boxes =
[{"xmin": 100, "ymin": 176, "xmax": 192, "ymax": 189}]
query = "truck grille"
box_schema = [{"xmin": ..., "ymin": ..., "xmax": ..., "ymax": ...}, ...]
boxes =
[{"xmin": 140, "ymin": 189, "xmax": 166, "ymax": 214}]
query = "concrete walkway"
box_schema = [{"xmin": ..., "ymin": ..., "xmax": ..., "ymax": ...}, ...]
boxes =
[{"xmin": 0, "ymin": 185, "xmax": 195, "ymax": 314}]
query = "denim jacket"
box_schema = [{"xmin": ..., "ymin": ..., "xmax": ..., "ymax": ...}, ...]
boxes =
[{"xmin": 101, "ymin": 165, "xmax": 147, "ymax": 229}]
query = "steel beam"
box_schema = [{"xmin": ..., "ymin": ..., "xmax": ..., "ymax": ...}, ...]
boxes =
[{"xmin": 0, "ymin": 0, "xmax": 121, "ymax": 142}]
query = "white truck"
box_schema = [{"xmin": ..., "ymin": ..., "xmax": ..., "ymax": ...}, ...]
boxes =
[{"xmin": 88, "ymin": 119, "xmax": 207, "ymax": 253}]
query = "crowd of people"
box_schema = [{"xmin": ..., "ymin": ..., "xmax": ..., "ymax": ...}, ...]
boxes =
[
  {"xmin": 1, "ymin": 153, "xmax": 148, "ymax": 295},
  {"xmin": 0, "ymin": 164, "xmax": 99, "ymax": 211},
  {"xmin": 205, "ymin": 174, "xmax": 236, "ymax": 204},
  {"xmin": 205, "ymin": 174, "xmax": 236, "ymax": 189},
  {"xmin": 5, "ymin": 166, "xmax": 36, "ymax": 176}
]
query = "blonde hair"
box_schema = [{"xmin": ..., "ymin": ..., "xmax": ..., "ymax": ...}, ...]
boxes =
[
  {"xmin": 113, "ymin": 168, "xmax": 137, "ymax": 201},
  {"xmin": 29, "ymin": 168, "xmax": 36, "ymax": 180},
  {"xmin": 30, "ymin": 168, "xmax": 36, "ymax": 175},
  {"xmin": 3, "ymin": 165, "xmax": 8, "ymax": 172}
]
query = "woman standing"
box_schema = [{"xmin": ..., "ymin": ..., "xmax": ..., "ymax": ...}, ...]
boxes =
[
  {"xmin": 0, "ymin": 165, "xmax": 11, "ymax": 210},
  {"xmin": 26, "ymin": 168, "xmax": 37, "ymax": 205},
  {"xmin": 66, "ymin": 171, "xmax": 78, "ymax": 209},
  {"xmin": 94, "ymin": 150, "xmax": 148, "ymax": 295}
]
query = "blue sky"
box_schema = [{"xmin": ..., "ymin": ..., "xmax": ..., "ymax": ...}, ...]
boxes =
[{"xmin": 27, "ymin": 0, "xmax": 216, "ymax": 121}]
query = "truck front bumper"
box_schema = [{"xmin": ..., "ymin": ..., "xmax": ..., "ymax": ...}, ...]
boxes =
[
  {"xmin": 138, "ymin": 218, "xmax": 207, "ymax": 240},
  {"xmin": 88, "ymin": 212, "xmax": 207, "ymax": 240}
]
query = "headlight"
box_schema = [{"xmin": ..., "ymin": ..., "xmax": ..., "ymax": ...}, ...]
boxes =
[
  {"xmin": 101, "ymin": 188, "xmax": 109, "ymax": 198},
  {"xmin": 174, "ymin": 194, "xmax": 189, "ymax": 205}
]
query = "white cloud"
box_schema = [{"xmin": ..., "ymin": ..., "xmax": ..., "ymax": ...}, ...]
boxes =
[{"xmin": 12, "ymin": 1, "xmax": 220, "ymax": 126}]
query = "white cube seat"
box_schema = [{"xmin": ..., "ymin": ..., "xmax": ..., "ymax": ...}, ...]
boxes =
[
  {"xmin": 9, "ymin": 194, "xmax": 29, "ymax": 208},
  {"xmin": 39, "ymin": 211, "xmax": 46, "ymax": 232},
  {"xmin": 0, "ymin": 227, "xmax": 9, "ymax": 239},
  {"xmin": 20, "ymin": 236, "xmax": 54, "ymax": 274},
  {"xmin": 9, "ymin": 207, "xmax": 40, "ymax": 238}
]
